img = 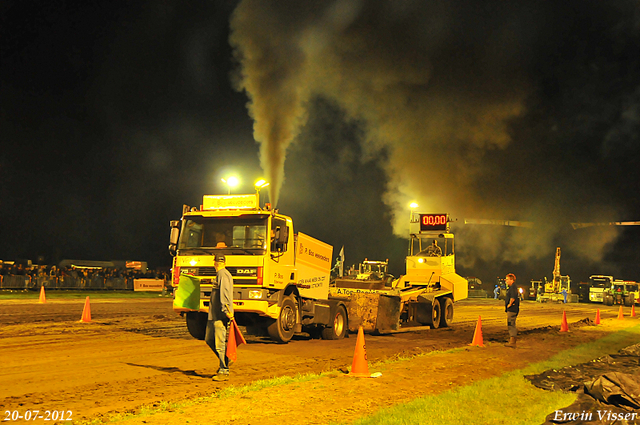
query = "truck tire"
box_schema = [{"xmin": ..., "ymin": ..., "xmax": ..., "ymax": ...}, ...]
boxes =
[
  {"xmin": 604, "ymin": 295, "xmax": 613, "ymax": 306},
  {"xmin": 424, "ymin": 298, "xmax": 441, "ymax": 329},
  {"xmin": 439, "ymin": 297, "xmax": 454, "ymax": 328},
  {"xmin": 186, "ymin": 311, "xmax": 207, "ymax": 340},
  {"xmin": 624, "ymin": 295, "xmax": 633, "ymax": 307},
  {"xmin": 321, "ymin": 305, "xmax": 347, "ymax": 340},
  {"xmin": 267, "ymin": 295, "xmax": 297, "ymax": 343}
]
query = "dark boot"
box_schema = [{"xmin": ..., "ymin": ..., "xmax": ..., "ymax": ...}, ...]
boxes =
[{"xmin": 505, "ymin": 336, "xmax": 516, "ymax": 348}]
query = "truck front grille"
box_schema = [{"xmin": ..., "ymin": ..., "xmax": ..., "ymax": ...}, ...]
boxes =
[{"xmin": 197, "ymin": 267, "xmax": 217, "ymax": 276}]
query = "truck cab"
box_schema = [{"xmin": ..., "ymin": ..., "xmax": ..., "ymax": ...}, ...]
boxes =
[
  {"xmin": 169, "ymin": 194, "xmax": 341, "ymax": 343},
  {"xmin": 589, "ymin": 275, "xmax": 614, "ymax": 303}
]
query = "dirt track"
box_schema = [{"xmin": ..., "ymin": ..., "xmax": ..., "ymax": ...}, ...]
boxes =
[{"xmin": 1, "ymin": 297, "xmax": 638, "ymax": 424}]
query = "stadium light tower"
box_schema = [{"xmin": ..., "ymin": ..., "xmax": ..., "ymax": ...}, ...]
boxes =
[
  {"xmin": 221, "ymin": 176, "xmax": 239, "ymax": 194},
  {"xmin": 409, "ymin": 202, "xmax": 419, "ymax": 223}
]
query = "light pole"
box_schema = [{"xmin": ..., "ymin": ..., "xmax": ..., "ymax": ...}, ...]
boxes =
[
  {"xmin": 409, "ymin": 202, "xmax": 418, "ymax": 256},
  {"xmin": 409, "ymin": 202, "xmax": 419, "ymax": 223},
  {"xmin": 221, "ymin": 176, "xmax": 239, "ymax": 195}
]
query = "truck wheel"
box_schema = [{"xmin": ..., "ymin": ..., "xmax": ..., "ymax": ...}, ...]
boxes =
[
  {"xmin": 425, "ymin": 298, "xmax": 441, "ymax": 329},
  {"xmin": 439, "ymin": 297, "xmax": 454, "ymax": 328},
  {"xmin": 322, "ymin": 305, "xmax": 347, "ymax": 340},
  {"xmin": 624, "ymin": 295, "xmax": 632, "ymax": 307},
  {"xmin": 186, "ymin": 312, "xmax": 207, "ymax": 340},
  {"xmin": 267, "ymin": 295, "xmax": 297, "ymax": 343},
  {"xmin": 604, "ymin": 295, "xmax": 613, "ymax": 306}
]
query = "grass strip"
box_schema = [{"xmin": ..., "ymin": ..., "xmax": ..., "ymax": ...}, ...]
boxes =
[
  {"xmin": 350, "ymin": 324, "xmax": 640, "ymax": 425},
  {"xmin": 214, "ymin": 371, "xmax": 340, "ymax": 399}
]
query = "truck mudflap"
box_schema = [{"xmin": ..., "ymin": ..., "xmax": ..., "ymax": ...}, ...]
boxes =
[{"xmin": 347, "ymin": 293, "xmax": 402, "ymax": 333}]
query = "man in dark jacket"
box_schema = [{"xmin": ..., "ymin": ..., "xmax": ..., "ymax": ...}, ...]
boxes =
[
  {"xmin": 205, "ymin": 254, "xmax": 234, "ymax": 381},
  {"xmin": 504, "ymin": 273, "xmax": 519, "ymax": 348}
]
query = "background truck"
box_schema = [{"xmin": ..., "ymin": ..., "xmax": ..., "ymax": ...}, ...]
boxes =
[
  {"xmin": 603, "ymin": 280, "xmax": 638, "ymax": 306},
  {"xmin": 169, "ymin": 194, "xmax": 349, "ymax": 343},
  {"xmin": 588, "ymin": 275, "xmax": 614, "ymax": 303}
]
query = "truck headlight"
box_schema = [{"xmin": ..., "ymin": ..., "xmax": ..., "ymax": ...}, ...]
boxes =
[{"xmin": 249, "ymin": 290, "xmax": 263, "ymax": 299}]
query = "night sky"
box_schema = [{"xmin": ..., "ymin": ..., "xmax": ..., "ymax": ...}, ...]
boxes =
[{"xmin": 2, "ymin": 1, "xmax": 640, "ymax": 288}]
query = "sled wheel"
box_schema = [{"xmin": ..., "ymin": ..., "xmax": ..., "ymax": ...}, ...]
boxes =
[{"xmin": 439, "ymin": 297, "xmax": 454, "ymax": 328}]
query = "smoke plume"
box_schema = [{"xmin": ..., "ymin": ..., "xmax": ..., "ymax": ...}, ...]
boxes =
[{"xmin": 230, "ymin": 0, "xmax": 640, "ymax": 272}]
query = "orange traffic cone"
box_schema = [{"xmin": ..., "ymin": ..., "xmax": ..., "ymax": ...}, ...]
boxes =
[
  {"xmin": 560, "ymin": 311, "xmax": 569, "ymax": 332},
  {"xmin": 469, "ymin": 315, "xmax": 484, "ymax": 347},
  {"xmin": 79, "ymin": 296, "xmax": 91, "ymax": 323},
  {"xmin": 594, "ymin": 309, "xmax": 601, "ymax": 325},
  {"xmin": 617, "ymin": 305, "xmax": 624, "ymax": 320},
  {"xmin": 349, "ymin": 326, "xmax": 370, "ymax": 377},
  {"xmin": 631, "ymin": 304, "xmax": 637, "ymax": 318},
  {"xmin": 38, "ymin": 285, "xmax": 47, "ymax": 304}
]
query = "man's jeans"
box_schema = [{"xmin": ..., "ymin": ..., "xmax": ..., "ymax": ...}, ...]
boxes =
[
  {"xmin": 507, "ymin": 311, "xmax": 518, "ymax": 337},
  {"xmin": 205, "ymin": 319, "xmax": 229, "ymax": 373}
]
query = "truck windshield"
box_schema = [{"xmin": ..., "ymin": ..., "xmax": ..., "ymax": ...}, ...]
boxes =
[
  {"xmin": 363, "ymin": 264, "xmax": 385, "ymax": 274},
  {"xmin": 590, "ymin": 277, "xmax": 612, "ymax": 288},
  {"xmin": 411, "ymin": 236, "xmax": 452, "ymax": 257},
  {"xmin": 179, "ymin": 216, "xmax": 268, "ymax": 255}
]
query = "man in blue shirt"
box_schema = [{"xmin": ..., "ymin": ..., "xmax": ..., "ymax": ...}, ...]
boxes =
[
  {"xmin": 504, "ymin": 273, "xmax": 519, "ymax": 348},
  {"xmin": 206, "ymin": 254, "xmax": 234, "ymax": 381}
]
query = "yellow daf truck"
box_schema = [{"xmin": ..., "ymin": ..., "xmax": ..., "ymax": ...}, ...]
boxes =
[{"xmin": 169, "ymin": 194, "xmax": 347, "ymax": 343}]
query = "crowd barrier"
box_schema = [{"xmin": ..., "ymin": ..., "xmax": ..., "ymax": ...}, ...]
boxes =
[
  {"xmin": 0, "ymin": 275, "xmax": 31, "ymax": 289},
  {"xmin": 0, "ymin": 275, "xmax": 138, "ymax": 290}
]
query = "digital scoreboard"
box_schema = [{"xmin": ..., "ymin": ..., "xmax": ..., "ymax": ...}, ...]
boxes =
[{"xmin": 419, "ymin": 214, "xmax": 449, "ymax": 231}]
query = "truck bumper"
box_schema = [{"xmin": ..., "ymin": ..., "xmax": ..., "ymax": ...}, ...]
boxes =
[
  {"xmin": 232, "ymin": 300, "xmax": 279, "ymax": 320},
  {"xmin": 173, "ymin": 299, "xmax": 280, "ymax": 320},
  {"xmin": 589, "ymin": 293, "xmax": 603, "ymax": 302}
]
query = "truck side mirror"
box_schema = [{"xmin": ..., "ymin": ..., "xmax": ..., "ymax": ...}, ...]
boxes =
[
  {"xmin": 169, "ymin": 220, "xmax": 180, "ymax": 256},
  {"xmin": 272, "ymin": 225, "xmax": 289, "ymax": 252},
  {"xmin": 276, "ymin": 226, "xmax": 289, "ymax": 252},
  {"xmin": 279, "ymin": 225, "xmax": 289, "ymax": 245}
]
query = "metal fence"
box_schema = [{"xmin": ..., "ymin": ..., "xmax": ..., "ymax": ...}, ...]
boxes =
[
  {"xmin": 0, "ymin": 275, "xmax": 134, "ymax": 290},
  {"xmin": 468, "ymin": 289, "xmax": 489, "ymax": 298}
]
